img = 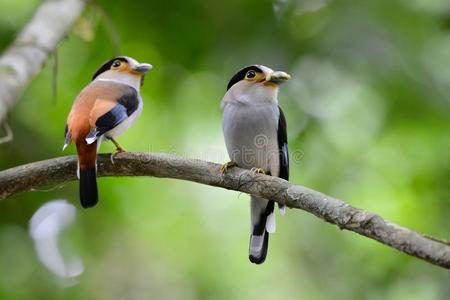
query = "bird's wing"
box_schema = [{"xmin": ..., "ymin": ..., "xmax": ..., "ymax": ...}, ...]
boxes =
[
  {"xmin": 277, "ymin": 106, "xmax": 289, "ymax": 214},
  {"xmin": 249, "ymin": 106, "xmax": 289, "ymax": 263},
  {"xmin": 85, "ymin": 86, "xmax": 139, "ymax": 144},
  {"xmin": 277, "ymin": 106, "xmax": 289, "ymax": 180},
  {"xmin": 63, "ymin": 124, "xmax": 71, "ymax": 151}
]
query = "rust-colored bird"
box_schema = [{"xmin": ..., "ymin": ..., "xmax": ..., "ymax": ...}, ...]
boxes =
[{"xmin": 63, "ymin": 56, "xmax": 152, "ymax": 208}]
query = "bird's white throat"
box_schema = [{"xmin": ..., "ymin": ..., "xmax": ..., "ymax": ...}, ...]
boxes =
[{"xmin": 95, "ymin": 74, "xmax": 141, "ymax": 91}]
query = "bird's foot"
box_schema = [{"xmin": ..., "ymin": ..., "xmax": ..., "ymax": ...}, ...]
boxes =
[
  {"xmin": 115, "ymin": 145, "xmax": 126, "ymax": 153},
  {"xmin": 220, "ymin": 161, "xmax": 237, "ymax": 173},
  {"xmin": 110, "ymin": 138, "xmax": 126, "ymax": 153},
  {"xmin": 250, "ymin": 167, "xmax": 266, "ymax": 175},
  {"xmin": 110, "ymin": 147, "xmax": 126, "ymax": 164},
  {"xmin": 109, "ymin": 138, "xmax": 127, "ymax": 164}
]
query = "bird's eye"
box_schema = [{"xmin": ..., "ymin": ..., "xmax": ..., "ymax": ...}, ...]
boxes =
[
  {"xmin": 246, "ymin": 70, "xmax": 256, "ymax": 79},
  {"xmin": 112, "ymin": 60, "xmax": 122, "ymax": 68}
]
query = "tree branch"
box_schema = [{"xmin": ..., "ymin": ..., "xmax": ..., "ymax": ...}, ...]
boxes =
[
  {"xmin": 0, "ymin": 152, "xmax": 449, "ymax": 269},
  {"xmin": 0, "ymin": 0, "xmax": 88, "ymax": 125}
]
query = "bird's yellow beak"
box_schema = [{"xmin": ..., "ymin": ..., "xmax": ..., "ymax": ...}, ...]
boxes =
[
  {"xmin": 133, "ymin": 63, "xmax": 153, "ymax": 74},
  {"xmin": 265, "ymin": 71, "xmax": 291, "ymax": 84}
]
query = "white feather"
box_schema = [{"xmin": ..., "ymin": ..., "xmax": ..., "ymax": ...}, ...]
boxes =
[
  {"xmin": 85, "ymin": 136, "xmax": 97, "ymax": 145},
  {"xmin": 279, "ymin": 205, "xmax": 286, "ymax": 216},
  {"xmin": 266, "ymin": 212, "xmax": 276, "ymax": 233}
]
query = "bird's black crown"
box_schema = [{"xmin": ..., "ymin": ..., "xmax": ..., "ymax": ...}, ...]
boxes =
[
  {"xmin": 227, "ymin": 65, "xmax": 263, "ymax": 90},
  {"xmin": 92, "ymin": 56, "xmax": 129, "ymax": 80}
]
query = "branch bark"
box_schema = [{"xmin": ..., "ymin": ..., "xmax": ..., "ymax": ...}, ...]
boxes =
[
  {"xmin": 0, "ymin": 0, "xmax": 87, "ymax": 125},
  {"xmin": 0, "ymin": 152, "xmax": 449, "ymax": 269}
]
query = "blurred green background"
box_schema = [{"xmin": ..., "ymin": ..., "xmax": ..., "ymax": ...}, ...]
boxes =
[{"xmin": 1, "ymin": 0, "xmax": 450, "ymax": 299}]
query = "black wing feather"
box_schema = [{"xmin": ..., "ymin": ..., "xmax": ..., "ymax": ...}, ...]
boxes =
[
  {"xmin": 63, "ymin": 124, "xmax": 70, "ymax": 145},
  {"xmin": 117, "ymin": 89, "xmax": 139, "ymax": 115},
  {"xmin": 93, "ymin": 105, "xmax": 128, "ymax": 137},
  {"xmin": 87, "ymin": 88, "xmax": 139, "ymax": 140},
  {"xmin": 277, "ymin": 106, "xmax": 289, "ymax": 180}
]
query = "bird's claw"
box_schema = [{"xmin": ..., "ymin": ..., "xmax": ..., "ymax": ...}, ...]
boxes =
[
  {"xmin": 110, "ymin": 148, "xmax": 126, "ymax": 164},
  {"xmin": 250, "ymin": 167, "xmax": 266, "ymax": 175},
  {"xmin": 109, "ymin": 138, "xmax": 126, "ymax": 164},
  {"xmin": 220, "ymin": 161, "xmax": 237, "ymax": 173}
]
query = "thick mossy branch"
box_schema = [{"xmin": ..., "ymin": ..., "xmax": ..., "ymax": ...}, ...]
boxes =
[{"xmin": 0, "ymin": 152, "xmax": 449, "ymax": 269}]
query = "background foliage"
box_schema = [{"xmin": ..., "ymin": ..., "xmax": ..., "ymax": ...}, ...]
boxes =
[{"xmin": 1, "ymin": 0, "xmax": 449, "ymax": 299}]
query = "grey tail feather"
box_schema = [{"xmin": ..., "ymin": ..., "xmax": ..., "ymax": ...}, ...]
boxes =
[
  {"xmin": 249, "ymin": 230, "xmax": 269, "ymax": 264},
  {"xmin": 79, "ymin": 167, "xmax": 98, "ymax": 208},
  {"xmin": 249, "ymin": 199, "xmax": 275, "ymax": 264}
]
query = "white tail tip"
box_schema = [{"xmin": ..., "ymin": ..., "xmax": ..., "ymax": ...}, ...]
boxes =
[
  {"xmin": 266, "ymin": 212, "xmax": 276, "ymax": 233},
  {"xmin": 279, "ymin": 205, "xmax": 286, "ymax": 216}
]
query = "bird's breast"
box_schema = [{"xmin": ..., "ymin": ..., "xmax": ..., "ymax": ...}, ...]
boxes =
[{"xmin": 222, "ymin": 103, "xmax": 279, "ymax": 171}]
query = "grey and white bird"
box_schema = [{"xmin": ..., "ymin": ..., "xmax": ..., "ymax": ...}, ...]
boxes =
[{"xmin": 221, "ymin": 65, "xmax": 290, "ymax": 264}]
